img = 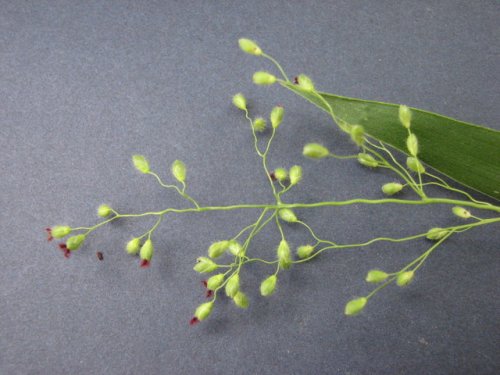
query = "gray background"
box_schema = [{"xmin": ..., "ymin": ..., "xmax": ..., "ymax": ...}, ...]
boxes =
[{"xmin": 1, "ymin": 1, "xmax": 499, "ymax": 374}]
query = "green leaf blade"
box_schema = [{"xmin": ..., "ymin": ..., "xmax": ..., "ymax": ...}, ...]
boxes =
[{"xmin": 282, "ymin": 82, "xmax": 500, "ymax": 201}]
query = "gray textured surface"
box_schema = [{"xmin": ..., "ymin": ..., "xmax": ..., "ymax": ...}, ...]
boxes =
[{"xmin": 1, "ymin": 1, "xmax": 499, "ymax": 374}]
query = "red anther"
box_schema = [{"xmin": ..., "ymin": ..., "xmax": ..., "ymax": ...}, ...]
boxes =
[
  {"xmin": 140, "ymin": 259, "xmax": 150, "ymax": 268},
  {"xmin": 202, "ymin": 280, "xmax": 208, "ymax": 288},
  {"xmin": 206, "ymin": 290, "xmax": 213, "ymax": 298},
  {"xmin": 270, "ymin": 172, "xmax": 277, "ymax": 181},
  {"xmin": 294, "ymin": 76, "xmax": 299, "ymax": 84},
  {"xmin": 189, "ymin": 317, "xmax": 200, "ymax": 326},
  {"xmin": 96, "ymin": 251, "xmax": 104, "ymax": 261},
  {"xmin": 57, "ymin": 243, "xmax": 70, "ymax": 258},
  {"xmin": 46, "ymin": 228, "xmax": 53, "ymax": 242}
]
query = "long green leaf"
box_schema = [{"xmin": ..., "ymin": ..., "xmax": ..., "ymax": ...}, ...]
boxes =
[{"xmin": 281, "ymin": 82, "xmax": 500, "ymax": 201}]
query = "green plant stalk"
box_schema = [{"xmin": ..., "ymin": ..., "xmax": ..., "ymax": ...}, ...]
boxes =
[
  {"xmin": 104, "ymin": 198, "xmax": 500, "ymax": 220},
  {"xmin": 73, "ymin": 197, "xmax": 499, "ymax": 237}
]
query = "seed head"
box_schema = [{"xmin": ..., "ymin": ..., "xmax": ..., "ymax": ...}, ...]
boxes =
[
  {"xmin": 51, "ymin": 226, "xmax": 72, "ymax": 239},
  {"xmin": 357, "ymin": 153, "xmax": 378, "ymax": 168},
  {"xmin": 253, "ymin": 71, "xmax": 277, "ymax": 86},
  {"xmin": 277, "ymin": 240, "xmax": 292, "ymax": 270},
  {"xmin": 66, "ymin": 234, "xmax": 86, "ymax": 251},
  {"xmin": 289, "ymin": 165, "xmax": 303, "ymax": 185},
  {"xmin": 303, "ymin": 143, "xmax": 329, "ymax": 159},
  {"xmin": 225, "ymin": 274, "xmax": 240, "ymax": 298},
  {"xmin": 406, "ymin": 157, "xmax": 425, "ymax": 173},
  {"xmin": 253, "ymin": 117, "xmax": 267, "ymax": 132},
  {"xmin": 194, "ymin": 257, "xmax": 219, "ymax": 273},
  {"xmin": 171, "ymin": 160, "xmax": 186, "ymax": 183},
  {"xmin": 208, "ymin": 240, "xmax": 230, "ymax": 258},
  {"xmin": 365, "ymin": 269, "xmax": 389, "ymax": 283},
  {"xmin": 426, "ymin": 227, "xmax": 449, "ymax": 241},
  {"xmin": 452, "ymin": 206, "xmax": 471, "ymax": 219},
  {"xmin": 228, "ymin": 241, "xmax": 244, "ymax": 257},
  {"xmin": 278, "ymin": 208, "xmax": 298, "ymax": 223},
  {"xmin": 233, "ymin": 291, "xmax": 249, "ymax": 309},
  {"xmin": 273, "ymin": 168, "xmax": 288, "ymax": 182},
  {"xmin": 396, "ymin": 271, "xmax": 415, "ymax": 287},
  {"xmin": 260, "ymin": 275, "xmax": 277, "ymax": 296},
  {"xmin": 381, "ymin": 182, "xmax": 404, "ymax": 196},
  {"xmin": 297, "ymin": 245, "xmax": 314, "ymax": 259},
  {"xmin": 296, "ymin": 74, "xmax": 315, "ymax": 91},
  {"xmin": 139, "ymin": 239, "xmax": 154, "ymax": 262},
  {"xmin": 126, "ymin": 238, "xmax": 141, "ymax": 255},
  {"xmin": 194, "ymin": 301, "xmax": 214, "ymax": 321},
  {"xmin": 399, "ymin": 105, "xmax": 412, "ymax": 129},
  {"xmin": 232, "ymin": 93, "xmax": 247, "ymax": 111},
  {"xmin": 97, "ymin": 204, "xmax": 112, "ymax": 218},
  {"xmin": 238, "ymin": 38, "xmax": 262, "ymax": 56},
  {"xmin": 207, "ymin": 274, "xmax": 225, "ymax": 290},
  {"xmin": 350, "ymin": 125, "xmax": 365, "ymax": 147},
  {"xmin": 344, "ymin": 297, "xmax": 368, "ymax": 316},
  {"xmin": 270, "ymin": 106, "xmax": 284, "ymax": 129},
  {"xmin": 132, "ymin": 155, "xmax": 150, "ymax": 174},
  {"xmin": 406, "ymin": 133, "xmax": 419, "ymax": 156}
]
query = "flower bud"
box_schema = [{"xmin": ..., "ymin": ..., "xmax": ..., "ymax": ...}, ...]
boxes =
[
  {"xmin": 273, "ymin": 168, "xmax": 288, "ymax": 182},
  {"xmin": 171, "ymin": 160, "xmax": 186, "ymax": 183},
  {"xmin": 297, "ymin": 244, "xmax": 314, "ymax": 259},
  {"xmin": 126, "ymin": 238, "xmax": 141, "ymax": 254},
  {"xmin": 303, "ymin": 143, "xmax": 329, "ymax": 159},
  {"xmin": 51, "ymin": 225, "xmax": 72, "ymax": 239},
  {"xmin": 296, "ymin": 74, "xmax": 315, "ymax": 91},
  {"xmin": 452, "ymin": 206, "xmax": 471, "ymax": 219},
  {"xmin": 270, "ymin": 106, "xmax": 284, "ymax": 129},
  {"xmin": 344, "ymin": 297, "xmax": 367, "ymax": 316},
  {"xmin": 357, "ymin": 153, "xmax": 378, "ymax": 167},
  {"xmin": 207, "ymin": 273, "xmax": 225, "ymax": 290},
  {"xmin": 260, "ymin": 275, "xmax": 277, "ymax": 296},
  {"xmin": 406, "ymin": 134, "xmax": 419, "ymax": 156},
  {"xmin": 406, "ymin": 157, "xmax": 425, "ymax": 173},
  {"xmin": 277, "ymin": 240, "xmax": 292, "ymax": 270},
  {"xmin": 66, "ymin": 234, "xmax": 86, "ymax": 251},
  {"xmin": 140, "ymin": 239, "xmax": 154, "ymax": 261},
  {"xmin": 289, "ymin": 165, "xmax": 302, "ymax": 185},
  {"xmin": 97, "ymin": 204, "xmax": 112, "ymax": 218},
  {"xmin": 396, "ymin": 271, "xmax": 415, "ymax": 287},
  {"xmin": 253, "ymin": 117, "xmax": 266, "ymax": 132},
  {"xmin": 278, "ymin": 208, "xmax": 298, "ymax": 223},
  {"xmin": 232, "ymin": 93, "xmax": 247, "ymax": 111},
  {"xmin": 253, "ymin": 71, "xmax": 276, "ymax": 86},
  {"xmin": 365, "ymin": 269, "xmax": 389, "ymax": 283},
  {"xmin": 350, "ymin": 125, "xmax": 365, "ymax": 147},
  {"xmin": 208, "ymin": 240, "xmax": 230, "ymax": 258},
  {"xmin": 233, "ymin": 291, "xmax": 249, "ymax": 309},
  {"xmin": 132, "ymin": 155, "xmax": 150, "ymax": 174},
  {"xmin": 381, "ymin": 182, "xmax": 404, "ymax": 196},
  {"xmin": 426, "ymin": 227, "xmax": 449, "ymax": 241},
  {"xmin": 194, "ymin": 301, "xmax": 214, "ymax": 321},
  {"xmin": 399, "ymin": 105, "xmax": 412, "ymax": 129},
  {"xmin": 238, "ymin": 38, "xmax": 262, "ymax": 56},
  {"xmin": 225, "ymin": 274, "xmax": 240, "ymax": 298},
  {"xmin": 228, "ymin": 241, "xmax": 244, "ymax": 257},
  {"xmin": 194, "ymin": 257, "xmax": 219, "ymax": 273}
]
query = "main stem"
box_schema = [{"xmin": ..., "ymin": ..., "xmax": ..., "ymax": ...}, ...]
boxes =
[{"xmin": 118, "ymin": 198, "xmax": 500, "ymax": 218}]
